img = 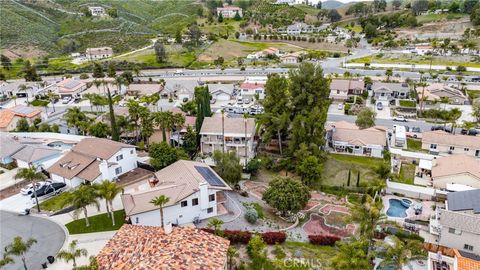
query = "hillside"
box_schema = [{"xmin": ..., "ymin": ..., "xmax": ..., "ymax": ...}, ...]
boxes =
[
  {"xmin": 0, "ymin": 0, "xmax": 201, "ymax": 57},
  {"xmin": 322, "ymin": 0, "xmax": 345, "ymax": 9}
]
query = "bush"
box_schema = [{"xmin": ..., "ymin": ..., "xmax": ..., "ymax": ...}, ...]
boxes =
[
  {"xmin": 245, "ymin": 208, "xmax": 259, "ymax": 224},
  {"xmin": 308, "ymin": 235, "xmax": 341, "ymax": 246},
  {"xmin": 261, "ymin": 232, "xmax": 287, "ymax": 245},
  {"xmin": 246, "ymin": 158, "xmax": 261, "ymax": 174},
  {"xmin": 456, "ymin": 65, "xmax": 466, "ymax": 72},
  {"xmin": 79, "ymin": 73, "xmax": 89, "ymax": 79},
  {"xmin": 344, "ymin": 103, "xmax": 351, "ymax": 115}
]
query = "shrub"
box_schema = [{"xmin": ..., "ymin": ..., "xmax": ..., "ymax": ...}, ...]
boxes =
[
  {"xmin": 261, "ymin": 232, "xmax": 287, "ymax": 245},
  {"xmin": 308, "ymin": 235, "xmax": 341, "ymax": 246},
  {"xmin": 245, "ymin": 208, "xmax": 259, "ymax": 224},
  {"xmin": 79, "ymin": 73, "xmax": 89, "ymax": 79},
  {"xmin": 456, "ymin": 65, "xmax": 466, "ymax": 72},
  {"xmin": 224, "ymin": 230, "xmax": 252, "ymax": 244}
]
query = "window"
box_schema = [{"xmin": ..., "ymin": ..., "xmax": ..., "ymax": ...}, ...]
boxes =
[
  {"xmin": 116, "ymin": 154, "xmax": 123, "ymax": 161},
  {"xmin": 130, "ymin": 150, "xmax": 134, "ymax": 154},
  {"xmin": 181, "ymin": 201, "xmax": 188, "ymax": 207},
  {"xmin": 115, "ymin": 167, "xmax": 122, "ymax": 175},
  {"xmin": 449, "ymin": 146, "xmax": 455, "ymax": 151},
  {"xmin": 476, "ymin": 150, "xmax": 480, "ymax": 157},
  {"xmin": 192, "ymin": 198, "xmax": 199, "ymax": 206},
  {"xmin": 430, "ymin": 144, "xmax": 437, "ymax": 149},
  {"xmin": 464, "ymin": 244, "xmax": 473, "ymax": 251},
  {"xmin": 464, "ymin": 148, "xmax": 469, "ymax": 152},
  {"xmin": 207, "ymin": 207, "xmax": 213, "ymax": 213},
  {"xmin": 448, "ymin": 228, "xmax": 461, "ymax": 235},
  {"xmin": 209, "ymin": 194, "xmax": 215, "ymax": 202}
]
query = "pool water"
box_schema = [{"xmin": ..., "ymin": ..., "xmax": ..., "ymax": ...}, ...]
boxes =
[{"xmin": 386, "ymin": 199, "xmax": 408, "ymax": 218}]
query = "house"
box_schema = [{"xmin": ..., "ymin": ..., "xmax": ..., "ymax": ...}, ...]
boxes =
[
  {"xmin": 121, "ymin": 160, "xmax": 232, "ymax": 226},
  {"xmin": 55, "ymin": 79, "xmax": 87, "ymax": 98},
  {"xmin": 47, "ymin": 138, "xmax": 137, "ymax": 187},
  {"xmin": 432, "ymin": 189, "xmax": 480, "ymax": 257},
  {"xmin": 261, "ymin": 47, "xmax": 280, "ymax": 57},
  {"xmin": 126, "ymin": 83, "xmax": 163, "ymax": 97},
  {"xmin": 200, "ymin": 116, "xmax": 256, "ymax": 165},
  {"xmin": 418, "ymin": 83, "xmax": 468, "ymax": 105},
  {"xmin": 86, "ymin": 47, "xmax": 113, "ymax": 61},
  {"xmin": 82, "ymin": 82, "xmax": 126, "ymax": 97},
  {"xmin": 424, "ymin": 243, "xmax": 480, "ymax": 270},
  {"xmin": 415, "ymin": 44, "xmax": 433, "ymax": 55},
  {"xmin": 11, "ymin": 145, "xmax": 62, "ymax": 169},
  {"xmin": 371, "ymin": 82, "xmax": 410, "ymax": 101},
  {"xmin": 286, "ymin": 22, "xmax": 316, "ymax": 35},
  {"xmin": 0, "ymin": 106, "xmax": 42, "ymax": 132},
  {"xmin": 207, "ymin": 83, "xmax": 235, "ymax": 101},
  {"xmin": 163, "ymin": 80, "xmax": 199, "ymax": 101},
  {"xmin": 0, "ymin": 133, "xmax": 25, "ymax": 165},
  {"xmin": 0, "ymin": 81, "xmax": 44, "ymax": 99},
  {"xmin": 280, "ymin": 52, "xmax": 302, "ymax": 64},
  {"xmin": 96, "ymin": 224, "xmax": 229, "ymax": 270},
  {"xmin": 88, "ymin": 6, "xmax": 106, "ymax": 16},
  {"xmin": 326, "ymin": 121, "xmax": 387, "ymax": 158},
  {"xmin": 238, "ymin": 82, "xmax": 265, "ymax": 100},
  {"xmin": 216, "ymin": 5, "xmax": 242, "ymax": 18},
  {"xmin": 421, "ymin": 131, "xmax": 480, "ymax": 157},
  {"xmin": 430, "ymin": 155, "xmax": 480, "ymax": 190},
  {"xmin": 329, "ymin": 79, "xmax": 364, "ymax": 101}
]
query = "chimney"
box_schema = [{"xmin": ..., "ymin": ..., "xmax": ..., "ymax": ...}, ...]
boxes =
[
  {"xmin": 199, "ymin": 181, "xmax": 209, "ymax": 210},
  {"xmin": 164, "ymin": 223, "xmax": 172, "ymax": 234}
]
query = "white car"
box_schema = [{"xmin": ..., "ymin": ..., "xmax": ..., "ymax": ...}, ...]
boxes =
[
  {"xmin": 20, "ymin": 181, "xmax": 52, "ymax": 195},
  {"xmin": 62, "ymin": 97, "xmax": 71, "ymax": 104},
  {"xmin": 393, "ymin": 116, "xmax": 408, "ymax": 122},
  {"xmin": 338, "ymin": 103, "xmax": 344, "ymax": 110}
]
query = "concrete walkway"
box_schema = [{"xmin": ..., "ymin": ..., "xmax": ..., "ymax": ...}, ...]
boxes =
[{"xmin": 0, "ymin": 167, "xmax": 19, "ymax": 190}]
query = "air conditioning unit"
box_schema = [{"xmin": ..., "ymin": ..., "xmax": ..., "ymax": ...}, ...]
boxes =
[{"xmin": 448, "ymin": 150, "xmax": 453, "ymax": 154}]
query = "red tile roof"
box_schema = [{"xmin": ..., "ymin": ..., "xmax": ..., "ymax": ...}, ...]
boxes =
[{"xmin": 239, "ymin": 82, "xmax": 265, "ymax": 90}]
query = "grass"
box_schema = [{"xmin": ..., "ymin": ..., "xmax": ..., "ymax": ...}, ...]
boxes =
[
  {"xmin": 467, "ymin": 90, "xmax": 480, "ymax": 100},
  {"xmin": 349, "ymin": 54, "xmax": 480, "ymax": 68},
  {"xmin": 282, "ymin": 242, "xmax": 337, "ymax": 268},
  {"xmin": 39, "ymin": 191, "xmax": 72, "ymax": 212},
  {"xmin": 406, "ymin": 138, "xmax": 422, "ymax": 152},
  {"xmin": 65, "ymin": 210, "xmax": 125, "ymax": 234},
  {"xmin": 395, "ymin": 163, "xmax": 416, "ymax": 185},
  {"xmin": 399, "ymin": 100, "xmax": 416, "ymax": 108},
  {"xmin": 322, "ymin": 154, "xmax": 384, "ymax": 186},
  {"xmin": 116, "ymin": 48, "xmax": 197, "ymax": 68},
  {"xmin": 30, "ymin": 99, "xmax": 49, "ymax": 107},
  {"xmin": 416, "ymin": 13, "xmax": 467, "ymax": 23}
]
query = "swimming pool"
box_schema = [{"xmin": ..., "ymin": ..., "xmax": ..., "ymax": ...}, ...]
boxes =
[{"xmin": 386, "ymin": 199, "xmax": 408, "ymax": 218}]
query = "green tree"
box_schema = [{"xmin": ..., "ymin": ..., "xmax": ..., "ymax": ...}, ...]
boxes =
[
  {"xmin": 95, "ymin": 181, "xmax": 124, "ymax": 226},
  {"xmin": 23, "ymin": 60, "xmax": 41, "ymax": 81},
  {"xmin": 107, "ymin": 62, "xmax": 116, "ymax": 77},
  {"xmin": 207, "ymin": 218, "xmax": 224, "ymax": 235},
  {"xmin": 296, "ymin": 155, "xmax": 323, "ymax": 186},
  {"xmin": 331, "ymin": 239, "xmax": 370, "ymax": 270},
  {"xmin": 385, "ymin": 68, "xmax": 393, "ymax": 81},
  {"xmin": 194, "ymin": 86, "xmax": 212, "ymax": 131},
  {"xmin": 107, "ymin": 7, "xmax": 118, "ymax": 17},
  {"xmin": 14, "ymin": 167, "xmax": 45, "ymax": 212},
  {"xmin": 412, "ymin": 0, "xmax": 429, "ymax": 15},
  {"xmin": 472, "ymin": 3, "xmax": 480, "ymax": 25},
  {"xmin": 16, "ymin": 118, "xmax": 30, "ymax": 132},
  {"xmin": 88, "ymin": 122, "xmax": 110, "ymax": 138},
  {"xmin": 175, "ymin": 29, "xmax": 182, "ymax": 44},
  {"xmin": 188, "ymin": 23, "xmax": 202, "ymax": 46},
  {"xmin": 105, "ymin": 82, "xmax": 119, "ymax": 141},
  {"xmin": 328, "ymin": 9, "xmax": 342, "ymax": 22},
  {"xmin": 57, "ymin": 240, "xmax": 88, "ymax": 268},
  {"xmin": 149, "ymin": 142, "xmax": 188, "ymax": 170},
  {"xmin": 1, "ymin": 54, "xmax": 12, "ymax": 70},
  {"xmin": 182, "ymin": 126, "xmax": 198, "ymax": 157},
  {"xmin": 392, "ymin": 0, "xmax": 402, "ymax": 9},
  {"xmin": 377, "ymin": 236, "xmax": 426, "ymax": 270},
  {"xmin": 218, "ymin": 12, "xmax": 224, "ymax": 22},
  {"xmin": 150, "ymin": 195, "xmax": 170, "ymax": 228},
  {"xmin": 0, "ymin": 253, "xmax": 14, "ymax": 268},
  {"xmin": 154, "ymin": 40, "xmax": 167, "ymax": 63},
  {"xmin": 180, "ymin": 100, "xmax": 197, "ymax": 115},
  {"xmin": 51, "ymin": 124, "xmax": 60, "ymax": 133},
  {"xmin": 234, "ymin": 11, "xmax": 241, "ymax": 20},
  {"xmin": 247, "ymin": 235, "xmax": 266, "ymax": 258},
  {"xmin": 3, "ymin": 237, "xmax": 37, "ymax": 270},
  {"xmin": 349, "ymin": 195, "xmax": 385, "ymax": 244},
  {"xmin": 62, "ymin": 185, "xmax": 100, "ymax": 227},
  {"xmin": 64, "ymin": 107, "xmax": 90, "ymax": 135},
  {"xmin": 38, "ymin": 123, "xmax": 51, "ymax": 132},
  {"xmin": 471, "ymin": 99, "xmax": 480, "ymax": 122},
  {"xmin": 227, "ymin": 247, "xmax": 238, "ymax": 270},
  {"xmin": 92, "ymin": 62, "xmax": 104, "ymax": 78},
  {"xmin": 212, "ymin": 150, "xmax": 242, "ymax": 185},
  {"xmin": 262, "ymin": 177, "xmax": 310, "ymax": 216},
  {"xmin": 153, "ymin": 111, "xmax": 173, "ymax": 142},
  {"xmin": 364, "ymin": 23, "xmax": 377, "ymax": 39},
  {"xmin": 355, "ymin": 107, "xmax": 376, "ymax": 129},
  {"xmin": 374, "ymin": 162, "xmax": 391, "ymax": 180}
]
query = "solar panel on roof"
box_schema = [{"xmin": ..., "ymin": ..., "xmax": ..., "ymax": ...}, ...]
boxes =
[
  {"xmin": 194, "ymin": 166, "xmax": 225, "ymax": 187},
  {"xmin": 64, "ymin": 80, "xmax": 81, "ymax": 89}
]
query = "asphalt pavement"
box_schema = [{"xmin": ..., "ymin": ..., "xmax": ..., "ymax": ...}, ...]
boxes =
[{"xmin": 0, "ymin": 211, "xmax": 66, "ymax": 270}]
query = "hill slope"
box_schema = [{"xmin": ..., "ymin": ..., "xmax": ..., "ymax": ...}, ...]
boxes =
[{"xmin": 322, "ymin": 0, "xmax": 345, "ymax": 9}]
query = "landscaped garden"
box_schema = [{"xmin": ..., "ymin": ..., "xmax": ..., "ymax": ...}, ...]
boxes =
[
  {"xmin": 399, "ymin": 100, "xmax": 416, "ymax": 108},
  {"xmin": 39, "ymin": 191, "xmax": 72, "ymax": 212},
  {"xmin": 65, "ymin": 210, "xmax": 125, "ymax": 234},
  {"xmin": 395, "ymin": 163, "xmax": 416, "ymax": 185}
]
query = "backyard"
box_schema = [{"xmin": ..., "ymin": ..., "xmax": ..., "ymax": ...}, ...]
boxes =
[
  {"xmin": 322, "ymin": 154, "xmax": 385, "ymax": 187},
  {"xmin": 65, "ymin": 210, "xmax": 125, "ymax": 234},
  {"xmin": 406, "ymin": 138, "xmax": 423, "ymax": 152},
  {"xmin": 395, "ymin": 163, "xmax": 416, "ymax": 185}
]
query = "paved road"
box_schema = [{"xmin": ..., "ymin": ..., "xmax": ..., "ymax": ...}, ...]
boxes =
[
  {"xmin": 0, "ymin": 211, "xmax": 66, "ymax": 270},
  {"xmin": 327, "ymin": 113, "xmax": 438, "ymax": 132}
]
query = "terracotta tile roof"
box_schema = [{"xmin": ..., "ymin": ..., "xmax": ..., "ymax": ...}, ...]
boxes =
[
  {"xmin": 422, "ymin": 130, "xmax": 480, "ymax": 149},
  {"xmin": 96, "ymin": 224, "xmax": 229, "ymax": 270},
  {"xmin": 239, "ymin": 82, "xmax": 265, "ymax": 90},
  {"xmin": 455, "ymin": 250, "xmax": 480, "ymax": 270},
  {"xmin": 432, "ymin": 155, "xmax": 480, "ymax": 179},
  {"xmin": 0, "ymin": 106, "xmax": 41, "ymax": 128},
  {"xmin": 200, "ymin": 116, "xmax": 255, "ymax": 136}
]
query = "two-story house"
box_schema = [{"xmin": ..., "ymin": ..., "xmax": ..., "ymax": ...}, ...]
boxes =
[
  {"xmin": 216, "ymin": 5, "xmax": 243, "ymax": 18},
  {"xmin": 430, "ymin": 155, "xmax": 480, "ymax": 190},
  {"xmin": 47, "ymin": 138, "xmax": 137, "ymax": 187},
  {"xmin": 200, "ymin": 116, "xmax": 256, "ymax": 165},
  {"xmin": 121, "ymin": 160, "xmax": 232, "ymax": 226},
  {"xmin": 422, "ymin": 131, "xmax": 480, "ymax": 158}
]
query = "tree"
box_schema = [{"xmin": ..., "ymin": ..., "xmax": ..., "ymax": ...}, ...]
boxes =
[
  {"xmin": 64, "ymin": 107, "xmax": 90, "ymax": 135},
  {"xmin": 180, "ymin": 100, "xmax": 197, "ymax": 115},
  {"xmin": 262, "ymin": 177, "xmax": 310, "ymax": 216},
  {"xmin": 218, "ymin": 12, "xmax": 224, "ymax": 22},
  {"xmin": 472, "ymin": 99, "xmax": 480, "ymax": 122},
  {"xmin": 51, "ymin": 124, "xmax": 60, "ymax": 133},
  {"xmin": 316, "ymin": 1, "xmax": 322, "ymax": 9},
  {"xmin": 154, "ymin": 40, "xmax": 167, "ymax": 63},
  {"xmin": 212, "ymin": 150, "xmax": 242, "ymax": 185},
  {"xmin": 385, "ymin": 68, "xmax": 393, "ymax": 81},
  {"xmin": 194, "ymin": 86, "xmax": 212, "ymax": 131},
  {"xmin": 247, "ymin": 235, "xmax": 266, "ymax": 258},
  {"xmin": 392, "ymin": 0, "xmax": 402, "ymax": 9},
  {"xmin": 377, "ymin": 236, "xmax": 426, "ymax": 270},
  {"xmin": 57, "ymin": 240, "xmax": 88, "ymax": 268},
  {"xmin": 214, "ymin": 56, "xmax": 224, "ymax": 66},
  {"xmin": 16, "ymin": 118, "xmax": 30, "ymax": 132},
  {"xmin": 0, "ymin": 253, "xmax": 14, "ymax": 268},
  {"xmin": 105, "ymin": 82, "xmax": 119, "ymax": 141},
  {"xmin": 331, "ymin": 239, "xmax": 370, "ymax": 270},
  {"xmin": 364, "ymin": 23, "xmax": 377, "ymax": 39},
  {"xmin": 23, "ymin": 60, "xmax": 41, "ymax": 81},
  {"xmin": 227, "ymin": 247, "xmax": 238, "ymax": 270},
  {"xmin": 92, "ymin": 62, "xmax": 104, "ymax": 78},
  {"xmin": 4, "ymin": 237, "xmax": 37, "ymax": 270},
  {"xmin": 88, "ymin": 122, "xmax": 110, "ymax": 138},
  {"xmin": 62, "ymin": 185, "xmax": 100, "ymax": 227},
  {"xmin": 14, "ymin": 167, "xmax": 45, "ymax": 212},
  {"xmin": 349, "ymin": 194, "xmax": 385, "ymax": 242},
  {"xmin": 1, "ymin": 54, "xmax": 12, "ymax": 70},
  {"xmin": 355, "ymin": 108, "xmax": 376, "ymax": 129},
  {"xmin": 150, "ymin": 195, "xmax": 170, "ymax": 228},
  {"xmin": 153, "ymin": 111, "xmax": 173, "ymax": 142},
  {"xmin": 374, "ymin": 0, "xmax": 387, "ymax": 11},
  {"xmin": 472, "ymin": 3, "xmax": 480, "ymax": 25},
  {"xmin": 374, "ymin": 162, "xmax": 391, "ymax": 180},
  {"xmin": 328, "ymin": 9, "xmax": 342, "ymax": 22},
  {"xmin": 149, "ymin": 142, "xmax": 188, "ymax": 170},
  {"xmin": 175, "ymin": 29, "xmax": 182, "ymax": 44},
  {"xmin": 182, "ymin": 126, "xmax": 197, "ymax": 156},
  {"xmin": 412, "ymin": 0, "xmax": 429, "ymax": 15},
  {"xmin": 96, "ymin": 181, "xmax": 123, "ymax": 226},
  {"xmin": 188, "ymin": 24, "xmax": 202, "ymax": 46},
  {"xmin": 107, "ymin": 7, "xmax": 118, "ymax": 17},
  {"xmin": 296, "ymin": 156, "xmax": 322, "ymax": 186},
  {"xmin": 207, "ymin": 218, "xmax": 224, "ymax": 235},
  {"xmin": 38, "ymin": 123, "xmax": 51, "ymax": 132}
]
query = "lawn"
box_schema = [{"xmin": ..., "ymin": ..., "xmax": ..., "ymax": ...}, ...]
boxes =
[
  {"xmin": 395, "ymin": 163, "xmax": 416, "ymax": 185},
  {"xmin": 282, "ymin": 242, "xmax": 337, "ymax": 268},
  {"xmin": 407, "ymin": 138, "xmax": 422, "ymax": 152},
  {"xmin": 322, "ymin": 154, "xmax": 384, "ymax": 186},
  {"xmin": 467, "ymin": 90, "xmax": 480, "ymax": 100},
  {"xmin": 115, "ymin": 46, "xmax": 198, "ymax": 68},
  {"xmin": 65, "ymin": 210, "xmax": 125, "ymax": 234},
  {"xmin": 39, "ymin": 191, "xmax": 72, "ymax": 212},
  {"xmin": 399, "ymin": 100, "xmax": 416, "ymax": 108},
  {"xmin": 30, "ymin": 99, "xmax": 49, "ymax": 107}
]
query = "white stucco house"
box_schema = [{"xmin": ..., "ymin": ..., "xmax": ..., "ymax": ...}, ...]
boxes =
[
  {"xmin": 47, "ymin": 138, "xmax": 138, "ymax": 187},
  {"xmin": 121, "ymin": 160, "xmax": 232, "ymax": 227}
]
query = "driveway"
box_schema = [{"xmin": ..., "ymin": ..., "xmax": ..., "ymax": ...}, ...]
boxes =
[
  {"xmin": 0, "ymin": 167, "xmax": 19, "ymax": 190},
  {"xmin": 0, "ymin": 211, "xmax": 66, "ymax": 270},
  {"xmin": 0, "ymin": 193, "xmax": 35, "ymax": 213},
  {"xmin": 328, "ymin": 104, "xmax": 345, "ymax": 115}
]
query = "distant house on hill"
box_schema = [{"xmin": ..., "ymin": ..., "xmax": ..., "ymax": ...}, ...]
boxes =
[
  {"xmin": 88, "ymin": 6, "xmax": 106, "ymax": 16},
  {"xmin": 86, "ymin": 47, "xmax": 113, "ymax": 61},
  {"xmin": 216, "ymin": 5, "xmax": 243, "ymax": 18}
]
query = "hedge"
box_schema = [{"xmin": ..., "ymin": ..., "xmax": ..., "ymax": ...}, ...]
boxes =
[
  {"xmin": 201, "ymin": 228, "xmax": 287, "ymax": 245},
  {"xmin": 261, "ymin": 232, "xmax": 287, "ymax": 245},
  {"xmin": 308, "ymin": 235, "xmax": 341, "ymax": 246}
]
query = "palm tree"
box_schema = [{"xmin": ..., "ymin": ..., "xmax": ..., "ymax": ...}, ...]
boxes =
[
  {"xmin": 207, "ymin": 218, "xmax": 224, "ymax": 235},
  {"xmin": 374, "ymin": 162, "xmax": 391, "ymax": 180},
  {"xmin": 172, "ymin": 113, "xmax": 185, "ymax": 147},
  {"xmin": 226, "ymin": 247, "xmax": 238, "ymax": 270},
  {"xmin": 417, "ymin": 81, "xmax": 428, "ymax": 116},
  {"xmin": 62, "ymin": 185, "xmax": 100, "ymax": 227},
  {"xmin": 448, "ymin": 108, "xmax": 462, "ymax": 134},
  {"xmin": 95, "ymin": 181, "xmax": 124, "ymax": 226},
  {"xmin": 56, "ymin": 240, "xmax": 88, "ymax": 268},
  {"xmin": 0, "ymin": 253, "xmax": 14, "ymax": 268},
  {"xmin": 385, "ymin": 68, "xmax": 393, "ymax": 82},
  {"xmin": 64, "ymin": 107, "xmax": 90, "ymax": 135},
  {"xmin": 243, "ymin": 113, "xmax": 249, "ymax": 167},
  {"xmin": 377, "ymin": 236, "xmax": 426, "ymax": 270},
  {"xmin": 153, "ymin": 111, "xmax": 173, "ymax": 142},
  {"xmin": 4, "ymin": 236, "xmax": 37, "ymax": 270},
  {"xmin": 14, "ymin": 166, "xmax": 45, "ymax": 212},
  {"xmin": 149, "ymin": 195, "xmax": 170, "ymax": 228},
  {"xmin": 17, "ymin": 84, "xmax": 31, "ymax": 105},
  {"xmin": 11, "ymin": 95, "xmax": 17, "ymax": 106},
  {"xmin": 47, "ymin": 91, "xmax": 57, "ymax": 113},
  {"xmin": 127, "ymin": 99, "xmax": 142, "ymax": 142},
  {"xmin": 331, "ymin": 239, "xmax": 370, "ymax": 270}
]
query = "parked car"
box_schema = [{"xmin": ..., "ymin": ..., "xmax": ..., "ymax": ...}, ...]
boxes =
[
  {"xmin": 244, "ymin": 98, "xmax": 251, "ymax": 104},
  {"xmin": 20, "ymin": 181, "xmax": 52, "ymax": 195},
  {"xmin": 30, "ymin": 182, "xmax": 67, "ymax": 198},
  {"xmin": 338, "ymin": 103, "xmax": 344, "ymax": 110},
  {"xmin": 431, "ymin": 125, "xmax": 453, "ymax": 133},
  {"xmin": 393, "ymin": 116, "xmax": 407, "ymax": 122},
  {"xmin": 461, "ymin": 128, "xmax": 479, "ymax": 136},
  {"xmin": 376, "ymin": 102, "xmax": 383, "ymax": 110},
  {"xmin": 411, "ymin": 127, "xmax": 421, "ymax": 133},
  {"xmin": 62, "ymin": 97, "xmax": 71, "ymax": 104},
  {"xmin": 210, "ymin": 98, "xmax": 216, "ymax": 104}
]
